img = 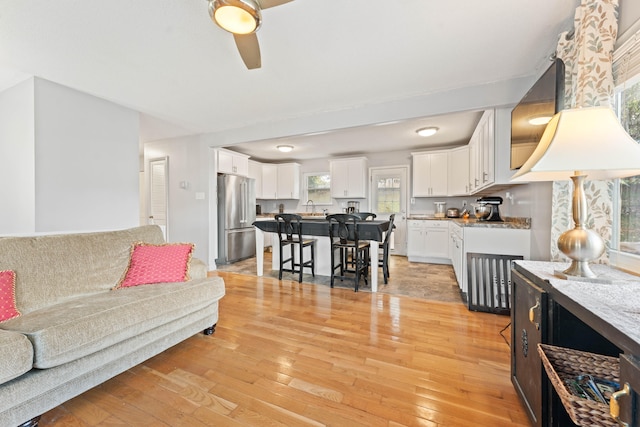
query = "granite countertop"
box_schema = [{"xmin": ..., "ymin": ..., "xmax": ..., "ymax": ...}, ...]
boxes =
[
  {"xmin": 516, "ymin": 260, "xmax": 640, "ymax": 353},
  {"xmin": 408, "ymin": 215, "xmax": 531, "ymax": 230}
]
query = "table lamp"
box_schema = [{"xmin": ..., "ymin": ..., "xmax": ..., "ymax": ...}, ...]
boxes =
[{"xmin": 511, "ymin": 106, "xmax": 640, "ymax": 280}]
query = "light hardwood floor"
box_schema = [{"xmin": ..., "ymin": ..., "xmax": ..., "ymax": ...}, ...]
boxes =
[{"xmin": 40, "ymin": 271, "xmax": 528, "ymax": 426}]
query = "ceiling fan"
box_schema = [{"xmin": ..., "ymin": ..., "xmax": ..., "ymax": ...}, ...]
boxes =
[{"xmin": 208, "ymin": 0, "xmax": 294, "ymax": 69}]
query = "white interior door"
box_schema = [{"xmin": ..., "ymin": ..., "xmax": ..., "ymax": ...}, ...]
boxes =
[
  {"xmin": 149, "ymin": 157, "xmax": 168, "ymax": 240},
  {"xmin": 369, "ymin": 166, "xmax": 409, "ymax": 256}
]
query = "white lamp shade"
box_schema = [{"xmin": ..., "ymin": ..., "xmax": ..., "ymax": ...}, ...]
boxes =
[{"xmin": 511, "ymin": 106, "xmax": 640, "ymax": 182}]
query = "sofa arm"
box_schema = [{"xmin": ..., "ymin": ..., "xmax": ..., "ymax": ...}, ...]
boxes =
[{"xmin": 189, "ymin": 258, "xmax": 208, "ymax": 279}]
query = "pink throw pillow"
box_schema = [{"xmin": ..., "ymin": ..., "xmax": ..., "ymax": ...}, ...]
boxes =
[
  {"xmin": 115, "ymin": 243, "xmax": 194, "ymax": 289},
  {"xmin": 0, "ymin": 270, "xmax": 21, "ymax": 322}
]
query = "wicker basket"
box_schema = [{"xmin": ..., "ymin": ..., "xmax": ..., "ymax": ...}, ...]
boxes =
[{"xmin": 538, "ymin": 344, "xmax": 620, "ymax": 427}]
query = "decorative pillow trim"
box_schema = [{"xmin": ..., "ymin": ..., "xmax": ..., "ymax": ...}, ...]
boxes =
[
  {"xmin": 114, "ymin": 242, "xmax": 194, "ymax": 289},
  {"xmin": 0, "ymin": 270, "xmax": 21, "ymax": 323}
]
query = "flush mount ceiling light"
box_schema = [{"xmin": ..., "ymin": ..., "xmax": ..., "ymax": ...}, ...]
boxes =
[
  {"xmin": 528, "ymin": 116, "xmax": 553, "ymax": 126},
  {"xmin": 277, "ymin": 145, "xmax": 293, "ymax": 153},
  {"xmin": 416, "ymin": 127, "xmax": 439, "ymax": 137},
  {"xmin": 210, "ymin": 0, "xmax": 261, "ymax": 34}
]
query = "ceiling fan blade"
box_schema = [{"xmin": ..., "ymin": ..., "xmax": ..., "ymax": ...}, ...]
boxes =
[
  {"xmin": 233, "ymin": 33, "xmax": 261, "ymax": 69},
  {"xmin": 258, "ymin": 0, "xmax": 293, "ymax": 10}
]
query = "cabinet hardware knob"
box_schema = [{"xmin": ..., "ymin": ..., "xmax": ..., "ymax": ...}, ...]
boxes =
[
  {"xmin": 610, "ymin": 382, "xmax": 631, "ymax": 427},
  {"xmin": 528, "ymin": 299, "xmax": 540, "ymax": 330}
]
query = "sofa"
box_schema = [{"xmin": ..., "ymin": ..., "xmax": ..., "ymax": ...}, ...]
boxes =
[{"xmin": 0, "ymin": 225, "xmax": 225, "ymax": 427}]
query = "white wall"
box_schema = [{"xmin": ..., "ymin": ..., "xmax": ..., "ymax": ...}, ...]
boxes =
[
  {"xmin": 33, "ymin": 79, "xmax": 140, "ymax": 232},
  {"xmin": 0, "ymin": 78, "xmax": 140, "ymax": 234},
  {"xmin": 0, "ymin": 79, "xmax": 35, "ymax": 233},
  {"xmin": 144, "ymin": 135, "xmax": 211, "ymax": 261}
]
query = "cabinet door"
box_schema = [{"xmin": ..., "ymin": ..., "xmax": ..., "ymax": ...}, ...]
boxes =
[
  {"xmin": 277, "ymin": 163, "xmax": 300, "ymax": 199},
  {"xmin": 233, "ymin": 155, "xmax": 249, "ymax": 177},
  {"xmin": 423, "ymin": 222, "xmax": 449, "ymax": 258},
  {"xmin": 262, "ymin": 164, "xmax": 278, "ymax": 199},
  {"xmin": 430, "ymin": 152, "xmax": 448, "ymax": 196},
  {"xmin": 480, "ymin": 110, "xmax": 494, "ymax": 187},
  {"xmin": 217, "ymin": 150, "xmax": 234, "ymax": 174},
  {"xmin": 248, "ymin": 160, "xmax": 263, "ymax": 199},
  {"xmin": 448, "ymin": 146, "xmax": 469, "ymax": 195},
  {"xmin": 407, "ymin": 221, "xmax": 425, "ymax": 256},
  {"xmin": 511, "ymin": 270, "xmax": 547, "ymax": 427},
  {"xmin": 412, "ymin": 154, "xmax": 432, "ymax": 197},
  {"xmin": 330, "ymin": 158, "xmax": 366, "ymax": 198},
  {"xmin": 617, "ymin": 354, "xmax": 640, "ymax": 427}
]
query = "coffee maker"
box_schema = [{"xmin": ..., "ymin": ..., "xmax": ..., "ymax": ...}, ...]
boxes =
[
  {"xmin": 347, "ymin": 201, "xmax": 360, "ymax": 214},
  {"xmin": 476, "ymin": 196, "xmax": 503, "ymax": 222}
]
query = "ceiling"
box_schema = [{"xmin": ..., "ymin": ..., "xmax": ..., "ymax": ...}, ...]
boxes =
[{"xmin": 0, "ymin": 1, "xmax": 581, "ymax": 161}]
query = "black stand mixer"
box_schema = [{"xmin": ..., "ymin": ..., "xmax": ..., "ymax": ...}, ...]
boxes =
[{"xmin": 476, "ymin": 196, "xmax": 504, "ymax": 222}]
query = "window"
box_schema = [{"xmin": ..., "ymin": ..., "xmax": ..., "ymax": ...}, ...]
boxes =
[
  {"xmin": 611, "ymin": 73, "xmax": 640, "ymax": 271},
  {"xmin": 374, "ymin": 177, "xmax": 401, "ymax": 213},
  {"xmin": 304, "ymin": 172, "xmax": 331, "ymax": 205}
]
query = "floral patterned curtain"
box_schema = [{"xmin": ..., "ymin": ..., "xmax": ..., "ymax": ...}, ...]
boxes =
[{"xmin": 550, "ymin": 0, "xmax": 619, "ymax": 262}]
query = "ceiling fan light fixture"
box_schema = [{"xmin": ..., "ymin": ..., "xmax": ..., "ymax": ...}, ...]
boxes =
[
  {"xmin": 416, "ymin": 127, "xmax": 439, "ymax": 137},
  {"xmin": 277, "ymin": 145, "xmax": 293, "ymax": 153},
  {"xmin": 210, "ymin": 0, "xmax": 261, "ymax": 35}
]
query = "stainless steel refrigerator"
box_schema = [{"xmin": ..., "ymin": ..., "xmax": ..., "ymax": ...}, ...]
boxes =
[{"xmin": 216, "ymin": 174, "xmax": 256, "ymax": 264}]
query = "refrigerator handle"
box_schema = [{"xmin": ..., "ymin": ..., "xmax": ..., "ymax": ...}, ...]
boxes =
[{"xmin": 241, "ymin": 181, "xmax": 247, "ymax": 223}]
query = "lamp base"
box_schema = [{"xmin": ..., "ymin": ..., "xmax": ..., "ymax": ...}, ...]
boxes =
[{"xmin": 553, "ymin": 268, "xmax": 615, "ymax": 284}]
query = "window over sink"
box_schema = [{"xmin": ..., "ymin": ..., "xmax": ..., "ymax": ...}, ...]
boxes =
[{"xmin": 304, "ymin": 172, "xmax": 331, "ymax": 205}]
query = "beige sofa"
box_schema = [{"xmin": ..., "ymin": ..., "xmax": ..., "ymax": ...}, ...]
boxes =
[{"xmin": 0, "ymin": 225, "xmax": 225, "ymax": 426}]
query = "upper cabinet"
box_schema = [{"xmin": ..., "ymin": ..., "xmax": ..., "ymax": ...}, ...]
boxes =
[
  {"xmin": 330, "ymin": 157, "xmax": 368, "ymax": 198},
  {"xmin": 259, "ymin": 163, "xmax": 301, "ymax": 200},
  {"xmin": 216, "ymin": 148, "xmax": 249, "ymax": 177},
  {"xmin": 447, "ymin": 146, "xmax": 469, "ymax": 196},
  {"xmin": 277, "ymin": 163, "xmax": 301, "ymax": 199},
  {"xmin": 411, "ymin": 151, "xmax": 448, "ymax": 197},
  {"xmin": 468, "ymin": 108, "xmax": 514, "ymax": 194},
  {"xmin": 248, "ymin": 160, "xmax": 263, "ymax": 199},
  {"xmin": 469, "ymin": 110, "xmax": 494, "ymax": 192}
]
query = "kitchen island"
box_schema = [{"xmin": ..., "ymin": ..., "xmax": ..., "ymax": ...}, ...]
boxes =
[{"xmin": 253, "ymin": 218, "xmax": 392, "ymax": 292}]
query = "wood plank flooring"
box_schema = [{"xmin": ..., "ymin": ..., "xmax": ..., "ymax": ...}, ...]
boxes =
[{"xmin": 40, "ymin": 271, "xmax": 529, "ymax": 426}]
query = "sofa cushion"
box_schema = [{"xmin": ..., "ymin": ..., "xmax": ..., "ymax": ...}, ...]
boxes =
[
  {"xmin": 116, "ymin": 243, "xmax": 194, "ymax": 288},
  {"xmin": 0, "ymin": 270, "xmax": 20, "ymax": 322},
  {"xmin": 0, "ymin": 277, "xmax": 225, "ymax": 368},
  {"xmin": 0, "ymin": 329, "xmax": 33, "ymax": 384},
  {"xmin": 0, "ymin": 225, "xmax": 165, "ymax": 315}
]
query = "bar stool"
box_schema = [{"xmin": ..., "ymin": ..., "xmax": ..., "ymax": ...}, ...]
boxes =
[
  {"xmin": 378, "ymin": 214, "xmax": 395, "ymax": 284},
  {"xmin": 327, "ymin": 214, "xmax": 370, "ymax": 292},
  {"xmin": 274, "ymin": 214, "xmax": 316, "ymax": 282}
]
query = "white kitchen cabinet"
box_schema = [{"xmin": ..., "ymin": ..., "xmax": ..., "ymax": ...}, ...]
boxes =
[
  {"xmin": 407, "ymin": 220, "xmax": 450, "ymax": 263},
  {"xmin": 277, "ymin": 163, "xmax": 301, "ymax": 199},
  {"xmin": 216, "ymin": 148, "xmax": 249, "ymax": 176},
  {"xmin": 468, "ymin": 110, "xmax": 494, "ymax": 192},
  {"xmin": 248, "ymin": 160, "xmax": 263, "ymax": 198},
  {"xmin": 330, "ymin": 157, "xmax": 367, "ymax": 198},
  {"xmin": 449, "ymin": 222, "xmax": 464, "ymax": 283},
  {"xmin": 412, "ymin": 151, "xmax": 448, "ymax": 197},
  {"xmin": 260, "ymin": 163, "xmax": 300, "ymax": 199},
  {"xmin": 261, "ymin": 164, "xmax": 278, "ymax": 199},
  {"xmin": 447, "ymin": 146, "xmax": 469, "ymax": 196}
]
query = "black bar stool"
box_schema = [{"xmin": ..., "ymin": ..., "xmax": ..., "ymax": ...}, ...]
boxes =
[
  {"xmin": 378, "ymin": 214, "xmax": 395, "ymax": 284},
  {"xmin": 274, "ymin": 214, "xmax": 316, "ymax": 282},
  {"xmin": 327, "ymin": 214, "xmax": 370, "ymax": 292}
]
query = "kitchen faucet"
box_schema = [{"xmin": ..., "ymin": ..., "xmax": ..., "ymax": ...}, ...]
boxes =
[{"xmin": 306, "ymin": 200, "xmax": 315, "ymax": 214}]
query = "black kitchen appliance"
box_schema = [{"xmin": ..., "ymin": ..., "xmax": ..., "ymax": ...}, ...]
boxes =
[{"xmin": 476, "ymin": 196, "xmax": 503, "ymax": 222}]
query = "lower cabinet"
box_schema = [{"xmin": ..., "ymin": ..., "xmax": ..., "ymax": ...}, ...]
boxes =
[
  {"xmin": 511, "ymin": 269, "xmax": 548, "ymax": 427},
  {"xmin": 407, "ymin": 220, "xmax": 450, "ymax": 263},
  {"xmin": 511, "ymin": 262, "xmax": 640, "ymax": 427}
]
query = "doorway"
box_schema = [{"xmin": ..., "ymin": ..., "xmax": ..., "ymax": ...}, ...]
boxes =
[
  {"xmin": 149, "ymin": 157, "xmax": 169, "ymax": 240},
  {"xmin": 369, "ymin": 166, "xmax": 409, "ymax": 256}
]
